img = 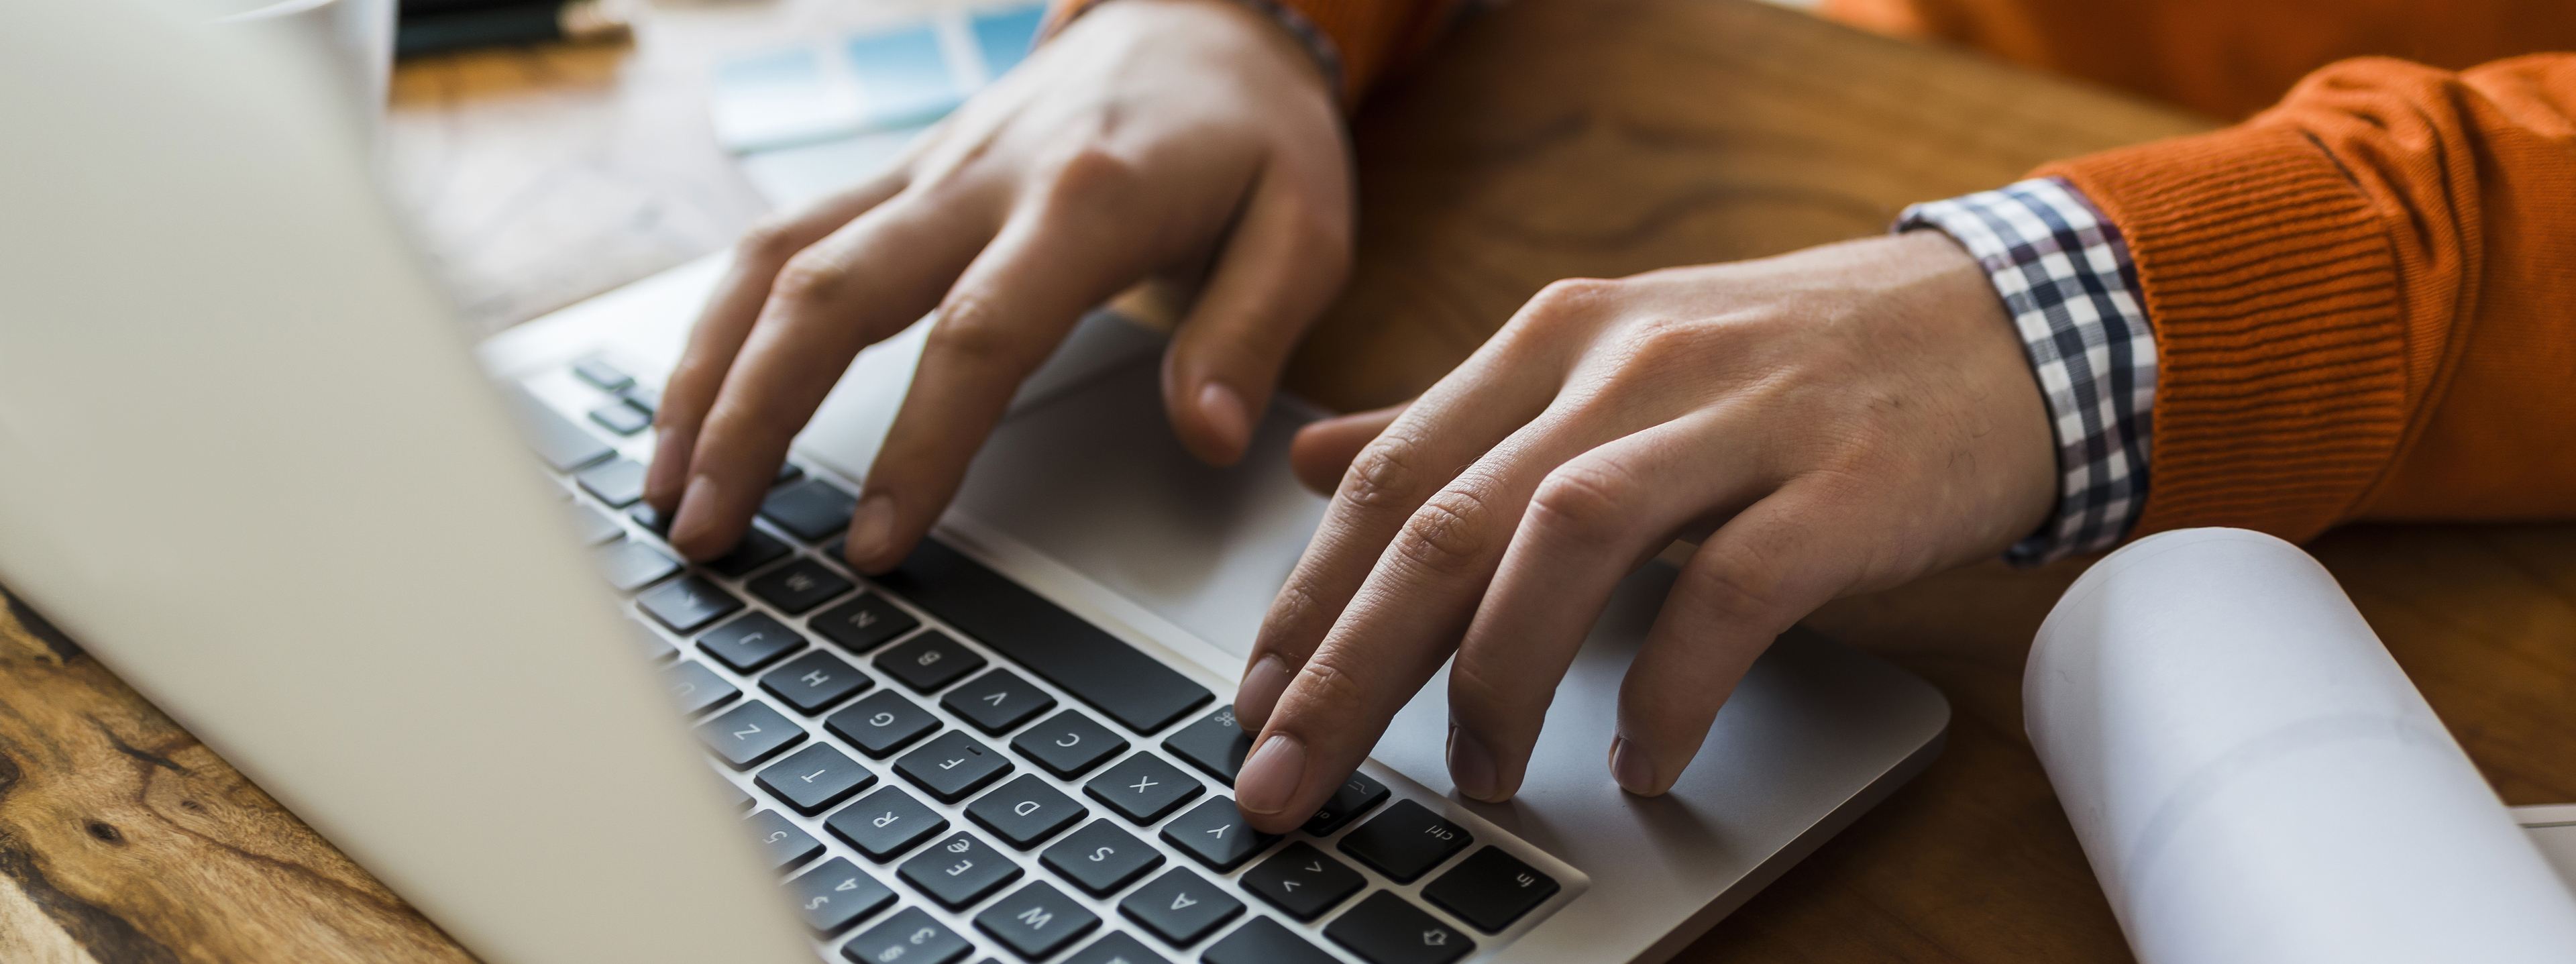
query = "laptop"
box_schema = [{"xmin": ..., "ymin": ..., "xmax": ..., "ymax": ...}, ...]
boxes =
[{"xmin": 0, "ymin": 3, "xmax": 1949, "ymax": 963}]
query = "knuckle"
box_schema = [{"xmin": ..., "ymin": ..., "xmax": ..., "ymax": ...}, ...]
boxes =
[
  {"xmin": 1392, "ymin": 488, "xmax": 1495, "ymax": 577},
  {"xmin": 734, "ymin": 217, "xmax": 808, "ymax": 266},
  {"xmin": 923, "ymin": 292, "xmax": 1023, "ymax": 364},
  {"xmin": 1526, "ymin": 278, "xmax": 1617, "ymax": 321},
  {"xmin": 769, "ymin": 252, "xmax": 849, "ymax": 305},
  {"xmin": 1527, "ymin": 462, "xmax": 1633, "ymax": 546},
  {"xmin": 1040, "ymin": 145, "xmax": 1142, "ymax": 209},
  {"xmin": 1291, "ymin": 645, "xmax": 1371, "ymax": 717},
  {"xmin": 1340, "ymin": 435, "xmax": 1426, "ymax": 510}
]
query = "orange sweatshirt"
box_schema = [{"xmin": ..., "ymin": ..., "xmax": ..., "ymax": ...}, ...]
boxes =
[{"xmin": 1047, "ymin": 0, "xmax": 2576, "ymax": 546}]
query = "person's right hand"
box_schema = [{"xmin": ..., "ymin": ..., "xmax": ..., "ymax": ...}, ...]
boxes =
[{"xmin": 644, "ymin": 0, "xmax": 1352, "ymax": 570}]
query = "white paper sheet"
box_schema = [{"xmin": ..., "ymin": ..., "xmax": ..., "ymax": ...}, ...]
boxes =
[{"xmin": 2027, "ymin": 528, "xmax": 2576, "ymax": 964}]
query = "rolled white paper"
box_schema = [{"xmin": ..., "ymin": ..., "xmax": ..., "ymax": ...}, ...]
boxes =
[{"xmin": 2027, "ymin": 528, "xmax": 2576, "ymax": 964}]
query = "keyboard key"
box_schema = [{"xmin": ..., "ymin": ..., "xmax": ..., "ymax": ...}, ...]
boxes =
[
  {"xmin": 588, "ymin": 399, "xmax": 652, "ymax": 435},
  {"xmin": 595, "ymin": 539, "xmax": 680, "ymax": 593},
  {"xmin": 571, "ymin": 356, "xmax": 634, "ymax": 392},
  {"xmin": 697, "ymin": 699, "xmax": 807, "ymax": 770},
  {"xmin": 698, "ymin": 612, "xmax": 806, "ymax": 673},
  {"xmin": 1160, "ymin": 797, "xmax": 1278, "ymax": 873},
  {"xmin": 941, "ymin": 670, "xmax": 1057, "ymax": 735},
  {"xmin": 721, "ymin": 779, "xmax": 755, "ymax": 812},
  {"xmin": 772, "ymin": 462, "xmax": 804, "ymax": 487},
  {"xmin": 894, "ymin": 730, "xmax": 1012, "ymax": 803},
  {"xmin": 1323, "ymin": 891, "xmax": 1472, "ymax": 964},
  {"xmin": 786, "ymin": 857, "xmax": 897, "ymax": 936},
  {"xmin": 899, "ymin": 831, "xmax": 1023, "ymax": 910},
  {"xmin": 1421, "ymin": 847, "xmax": 1558, "ymax": 934},
  {"xmin": 631, "ymin": 620, "xmax": 678, "ymax": 663},
  {"xmin": 627, "ymin": 501, "xmax": 672, "ymax": 535},
  {"xmin": 1203, "ymin": 918, "xmax": 1337, "ymax": 964},
  {"xmin": 965, "ymin": 774, "xmax": 1087, "ymax": 849},
  {"xmin": 574, "ymin": 458, "xmax": 649, "ymax": 507},
  {"xmin": 756, "ymin": 743, "xmax": 877, "ymax": 816},
  {"xmin": 1337, "ymin": 801, "xmax": 1472, "ymax": 884},
  {"xmin": 705, "ymin": 527, "xmax": 791, "ymax": 578},
  {"xmin": 879, "ymin": 540, "xmax": 1213, "ymax": 734},
  {"xmin": 505, "ymin": 386, "xmax": 613, "ymax": 472},
  {"xmin": 843, "ymin": 908, "xmax": 972, "ymax": 964},
  {"xmin": 1161, "ymin": 705, "xmax": 1252, "ymax": 786},
  {"xmin": 1083, "ymin": 753, "xmax": 1203, "ymax": 826},
  {"xmin": 1064, "ymin": 932, "xmax": 1171, "ymax": 964},
  {"xmin": 761, "ymin": 478, "xmax": 858, "ymax": 541},
  {"xmin": 568, "ymin": 502, "xmax": 623, "ymax": 545},
  {"xmin": 824, "ymin": 785, "xmax": 949, "ymax": 862},
  {"xmin": 638, "ymin": 576, "xmax": 743, "ymax": 633},
  {"xmin": 747, "ymin": 809, "xmax": 824, "ymax": 871},
  {"xmin": 621, "ymin": 382, "xmax": 661, "ymax": 416},
  {"xmin": 1039, "ymin": 820, "xmax": 1164, "ymax": 897},
  {"xmin": 813, "ymin": 594, "xmax": 921, "ymax": 654},
  {"xmin": 875, "ymin": 631, "xmax": 985, "ymax": 693},
  {"xmin": 663, "ymin": 659, "xmax": 740, "ymax": 716},
  {"xmin": 749, "ymin": 558, "xmax": 855, "ymax": 615},
  {"xmin": 973, "ymin": 881, "xmax": 1101, "ymax": 960},
  {"xmin": 1301, "ymin": 771, "xmax": 1391, "ymax": 837},
  {"xmin": 761, "ymin": 649, "xmax": 873, "ymax": 715},
  {"xmin": 1241, "ymin": 842, "xmax": 1365, "ymax": 922},
  {"xmin": 1117, "ymin": 868, "xmax": 1243, "ymax": 947},
  {"xmin": 826, "ymin": 690, "xmax": 942, "ymax": 759},
  {"xmin": 1010, "ymin": 710, "xmax": 1126, "ymax": 778}
]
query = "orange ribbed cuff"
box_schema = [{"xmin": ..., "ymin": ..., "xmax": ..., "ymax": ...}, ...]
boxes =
[{"xmin": 2038, "ymin": 125, "xmax": 2410, "ymax": 544}]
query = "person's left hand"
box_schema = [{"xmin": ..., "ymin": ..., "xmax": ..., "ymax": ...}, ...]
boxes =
[{"xmin": 1226, "ymin": 231, "xmax": 2059, "ymax": 831}]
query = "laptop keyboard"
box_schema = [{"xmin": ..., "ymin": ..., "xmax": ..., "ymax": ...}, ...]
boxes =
[{"xmin": 519, "ymin": 358, "xmax": 1573, "ymax": 964}]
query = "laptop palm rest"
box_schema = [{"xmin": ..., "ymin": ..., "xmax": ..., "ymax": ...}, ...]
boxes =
[{"xmin": 788, "ymin": 326, "xmax": 1952, "ymax": 959}]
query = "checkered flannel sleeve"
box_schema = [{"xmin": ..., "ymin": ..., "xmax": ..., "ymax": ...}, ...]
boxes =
[{"xmin": 1899, "ymin": 176, "xmax": 2157, "ymax": 565}]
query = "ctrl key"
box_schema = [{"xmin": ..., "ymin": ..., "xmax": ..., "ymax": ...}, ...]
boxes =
[{"xmin": 841, "ymin": 906, "xmax": 971, "ymax": 964}]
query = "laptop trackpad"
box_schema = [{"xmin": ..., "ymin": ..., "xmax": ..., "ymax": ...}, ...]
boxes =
[{"xmin": 945, "ymin": 350, "xmax": 1328, "ymax": 662}]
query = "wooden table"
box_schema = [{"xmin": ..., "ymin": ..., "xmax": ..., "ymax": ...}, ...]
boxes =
[{"xmin": 5, "ymin": 0, "xmax": 2572, "ymax": 961}]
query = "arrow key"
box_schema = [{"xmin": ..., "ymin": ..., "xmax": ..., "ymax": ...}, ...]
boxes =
[
  {"xmin": 1241, "ymin": 842, "xmax": 1365, "ymax": 921},
  {"xmin": 1322, "ymin": 891, "xmax": 1472, "ymax": 964},
  {"xmin": 1117, "ymin": 867, "xmax": 1244, "ymax": 947}
]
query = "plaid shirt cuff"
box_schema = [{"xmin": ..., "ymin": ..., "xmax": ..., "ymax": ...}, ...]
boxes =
[{"xmin": 1898, "ymin": 177, "xmax": 2157, "ymax": 565}]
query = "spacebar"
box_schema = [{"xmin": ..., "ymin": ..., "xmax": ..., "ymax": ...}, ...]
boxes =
[{"xmin": 877, "ymin": 539, "xmax": 1214, "ymax": 734}]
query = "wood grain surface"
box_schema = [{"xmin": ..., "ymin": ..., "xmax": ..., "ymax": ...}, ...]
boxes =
[{"xmin": 4, "ymin": 0, "xmax": 2569, "ymax": 961}]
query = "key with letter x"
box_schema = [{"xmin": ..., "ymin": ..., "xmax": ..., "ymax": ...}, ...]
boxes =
[{"xmin": 1083, "ymin": 752, "xmax": 1203, "ymax": 825}]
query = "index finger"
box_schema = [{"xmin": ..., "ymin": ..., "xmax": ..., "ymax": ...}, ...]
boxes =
[
  {"xmin": 663, "ymin": 193, "xmax": 991, "ymax": 558},
  {"xmin": 646, "ymin": 172, "xmax": 908, "ymax": 515},
  {"xmin": 837, "ymin": 189, "xmax": 1152, "ymax": 573}
]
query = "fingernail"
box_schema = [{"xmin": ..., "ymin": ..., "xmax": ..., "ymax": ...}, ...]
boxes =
[
  {"xmin": 667, "ymin": 474, "xmax": 722, "ymax": 548},
  {"xmin": 1234, "ymin": 655, "xmax": 1290, "ymax": 729},
  {"xmin": 1234, "ymin": 733, "xmax": 1305, "ymax": 816},
  {"xmin": 1197, "ymin": 381, "xmax": 1250, "ymax": 453},
  {"xmin": 1449, "ymin": 725, "xmax": 1500, "ymax": 802},
  {"xmin": 847, "ymin": 495, "xmax": 894, "ymax": 566},
  {"xmin": 1610, "ymin": 736, "xmax": 1657, "ymax": 796}
]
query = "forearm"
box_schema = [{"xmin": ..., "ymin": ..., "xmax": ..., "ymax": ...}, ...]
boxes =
[{"xmin": 1914, "ymin": 54, "xmax": 2576, "ymax": 553}]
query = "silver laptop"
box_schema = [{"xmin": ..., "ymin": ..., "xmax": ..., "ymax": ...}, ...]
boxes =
[{"xmin": 0, "ymin": 4, "xmax": 1948, "ymax": 963}]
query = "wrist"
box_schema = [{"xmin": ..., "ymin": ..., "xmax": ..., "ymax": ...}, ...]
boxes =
[{"xmin": 1062, "ymin": 0, "xmax": 1337, "ymax": 101}]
